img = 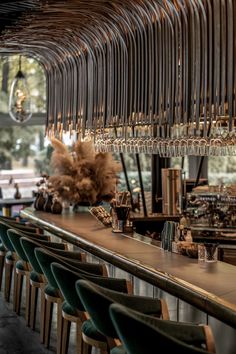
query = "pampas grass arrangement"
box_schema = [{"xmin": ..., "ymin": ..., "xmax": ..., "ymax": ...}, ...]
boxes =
[{"xmin": 48, "ymin": 138, "xmax": 121, "ymax": 206}]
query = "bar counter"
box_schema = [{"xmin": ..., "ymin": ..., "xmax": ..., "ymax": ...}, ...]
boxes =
[{"xmin": 21, "ymin": 207, "xmax": 236, "ymax": 329}]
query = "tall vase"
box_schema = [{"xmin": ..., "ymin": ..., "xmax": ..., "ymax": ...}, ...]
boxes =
[
  {"xmin": 44, "ymin": 193, "xmax": 53, "ymax": 212},
  {"xmin": 34, "ymin": 192, "xmax": 45, "ymax": 211}
]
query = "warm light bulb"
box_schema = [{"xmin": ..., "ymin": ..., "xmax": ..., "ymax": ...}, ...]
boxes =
[{"xmin": 9, "ymin": 69, "xmax": 32, "ymax": 123}]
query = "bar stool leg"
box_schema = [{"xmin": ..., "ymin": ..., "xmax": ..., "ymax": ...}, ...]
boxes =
[
  {"xmin": 0, "ymin": 253, "xmax": 5, "ymax": 290},
  {"xmin": 61, "ymin": 318, "xmax": 71, "ymax": 354},
  {"xmin": 44, "ymin": 299, "xmax": 53, "ymax": 348},
  {"xmin": 25, "ymin": 274, "xmax": 31, "ymax": 325},
  {"xmin": 30, "ymin": 284, "xmax": 39, "ymax": 330},
  {"xmin": 16, "ymin": 272, "xmax": 24, "ymax": 315},
  {"xmin": 5, "ymin": 261, "xmax": 13, "ymax": 302},
  {"xmin": 40, "ymin": 288, "xmax": 46, "ymax": 343},
  {"xmin": 76, "ymin": 320, "xmax": 83, "ymax": 354},
  {"xmin": 82, "ymin": 342, "xmax": 92, "ymax": 354},
  {"xmin": 57, "ymin": 301, "xmax": 63, "ymax": 354},
  {"xmin": 13, "ymin": 270, "xmax": 18, "ymax": 311}
]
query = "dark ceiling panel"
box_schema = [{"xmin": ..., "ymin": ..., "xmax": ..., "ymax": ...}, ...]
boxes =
[
  {"xmin": 0, "ymin": 1, "xmax": 40, "ymax": 34},
  {"xmin": 0, "ymin": 1, "xmax": 39, "ymax": 14},
  {"xmin": 0, "ymin": 1, "xmax": 65, "ymax": 34}
]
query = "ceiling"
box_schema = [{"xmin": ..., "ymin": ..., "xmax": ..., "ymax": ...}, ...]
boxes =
[
  {"xmin": 0, "ymin": 1, "xmax": 41, "ymax": 33},
  {"xmin": 0, "ymin": 0, "xmax": 235, "ymax": 146}
]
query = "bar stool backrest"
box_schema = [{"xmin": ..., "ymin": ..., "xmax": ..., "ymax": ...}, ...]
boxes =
[
  {"xmin": 76, "ymin": 279, "xmax": 169, "ymax": 340},
  {"xmin": 0, "ymin": 222, "xmax": 15, "ymax": 252},
  {"xmin": 51, "ymin": 262, "xmax": 130, "ymax": 312},
  {"xmin": 0, "ymin": 219, "xmax": 45, "ymax": 252},
  {"xmin": 8, "ymin": 228, "xmax": 49, "ymax": 241},
  {"xmin": 0, "ymin": 219, "xmax": 40, "ymax": 234},
  {"xmin": 0, "ymin": 216, "xmax": 44, "ymax": 234},
  {"xmin": 7, "ymin": 229, "xmax": 31, "ymax": 262},
  {"xmin": 109, "ymin": 303, "xmax": 215, "ymax": 354},
  {"xmin": 35, "ymin": 248, "xmax": 107, "ymax": 291},
  {"xmin": 20, "ymin": 237, "xmax": 66, "ymax": 274}
]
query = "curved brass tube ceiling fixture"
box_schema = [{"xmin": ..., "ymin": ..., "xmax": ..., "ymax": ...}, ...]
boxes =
[{"xmin": 0, "ymin": 0, "xmax": 235, "ymax": 156}]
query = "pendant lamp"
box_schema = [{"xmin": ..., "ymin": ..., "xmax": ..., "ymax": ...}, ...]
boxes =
[{"xmin": 9, "ymin": 56, "xmax": 32, "ymax": 123}]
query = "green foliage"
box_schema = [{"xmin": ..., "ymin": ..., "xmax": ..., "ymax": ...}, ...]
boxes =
[
  {"xmin": 34, "ymin": 145, "xmax": 53, "ymax": 175},
  {"xmin": 0, "ymin": 125, "xmax": 45, "ymax": 169}
]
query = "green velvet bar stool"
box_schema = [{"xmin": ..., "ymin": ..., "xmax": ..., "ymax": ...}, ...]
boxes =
[
  {"xmin": 0, "ymin": 218, "xmax": 44, "ymax": 234},
  {"xmin": 0, "ymin": 216, "xmax": 34, "ymax": 292},
  {"xmin": 0, "ymin": 214, "xmax": 45, "ymax": 233},
  {"xmin": 39, "ymin": 246, "xmax": 86, "ymax": 263},
  {"xmin": 0, "ymin": 224, "xmax": 17, "ymax": 302},
  {"xmin": 20, "ymin": 236, "xmax": 67, "ymax": 330},
  {"xmin": 34, "ymin": 247, "xmax": 107, "ymax": 350},
  {"xmin": 0, "ymin": 218, "xmax": 46, "ymax": 299},
  {"xmin": 109, "ymin": 303, "xmax": 216, "ymax": 354},
  {"xmin": 16, "ymin": 232, "xmax": 87, "ymax": 262},
  {"xmin": 17, "ymin": 235, "xmax": 85, "ymax": 329},
  {"xmin": 9, "ymin": 228, "xmax": 51, "ymax": 242},
  {"xmin": 7, "ymin": 229, "xmax": 50, "ymax": 320},
  {"xmin": 51, "ymin": 262, "xmax": 132, "ymax": 354},
  {"xmin": 0, "ymin": 220, "xmax": 73, "ymax": 301},
  {"xmin": 0, "ymin": 221, "xmax": 38, "ymax": 302},
  {"xmin": 0, "ymin": 216, "xmax": 29, "ymax": 291},
  {"xmin": 76, "ymin": 280, "xmax": 169, "ymax": 354}
]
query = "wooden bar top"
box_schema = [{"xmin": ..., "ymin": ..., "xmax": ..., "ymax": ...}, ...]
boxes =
[{"xmin": 21, "ymin": 207, "xmax": 236, "ymax": 328}]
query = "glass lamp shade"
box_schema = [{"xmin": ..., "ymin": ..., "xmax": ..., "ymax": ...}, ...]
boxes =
[{"xmin": 9, "ymin": 70, "xmax": 32, "ymax": 123}]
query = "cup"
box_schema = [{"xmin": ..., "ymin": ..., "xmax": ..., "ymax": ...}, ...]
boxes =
[
  {"xmin": 111, "ymin": 207, "xmax": 129, "ymax": 233},
  {"xmin": 198, "ymin": 243, "xmax": 205, "ymax": 263},
  {"xmin": 204, "ymin": 243, "xmax": 218, "ymax": 263}
]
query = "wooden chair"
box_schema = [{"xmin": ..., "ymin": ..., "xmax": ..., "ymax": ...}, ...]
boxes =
[
  {"xmin": 7, "ymin": 229, "xmax": 57, "ymax": 321},
  {"xmin": 51, "ymin": 261, "xmax": 132, "ymax": 354},
  {"xmin": 109, "ymin": 303, "xmax": 216, "ymax": 354},
  {"xmin": 76, "ymin": 280, "xmax": 169, "ymax": 354},
  {"xmin": 34, "ymin": 247, "xmax": 106, "ymax": 350},
  {"xmin": 0, "ymin": 216, "xmax": 29, "ymax": 291},
  {"xmin": 0, "ymin": 218, "xmax": 45, "ymax": 300},
  {"xmin": 20, "ymin": 236, "xmax": 67, "ymax": 328}
]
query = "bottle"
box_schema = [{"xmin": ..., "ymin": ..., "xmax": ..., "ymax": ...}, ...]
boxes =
[
  {"xmin": 180, "ymin": 214, "xmax": 187, "ymax": 228},
  {"xmin": 185, "ymin": 229, "xmax": 193, "ymax": 243},
  {"xmin": 111, "ymin": 207, "xmax": 119, "ymax": 232},
  {"xmin": 179, "ymin": 224, "xmax": 185, "ymax": 241},
  {"xmin": 34, "ymin": 192, "xmax": 40, "ymax": 210},
  {"xmin": 35, "ymin": 191, "xmax": 45, "ymax": 211},
  {"xmin": 43, "ymin": 193, "xmax": 53, "ymax": 212},
  {"xmin": 51, "ymin": 199, "xmax": 63, "ymax": 214}
]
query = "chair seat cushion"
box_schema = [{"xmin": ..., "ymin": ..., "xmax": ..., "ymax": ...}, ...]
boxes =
[
  {"xmin": 30, "ymin": 270, "xmax": 42, "ymax": 283},
  {"xmin": 62, "ymin": 301, "xmax": 78, "ymax": 317},
  {"xmin": 44, "ymin": 284, "xmax": 59, "ymax": 298},
  {"xmin": 82, "ymin": 319, "xmax": 107, "ymax": 342},
  {"xmin": 15, "ymin": 259, "xmax": 27, "ymax": 271},
  {"xmin": 110, "ymin": 345, "xmax": 126, "ymax": 354},
  {"xmin": 6, "ymin": 251, "xmax": 14, "ymax": 261},
  {"xmin": 0, "ymin": 243, "xmax": 6, "ymax": 252}
]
